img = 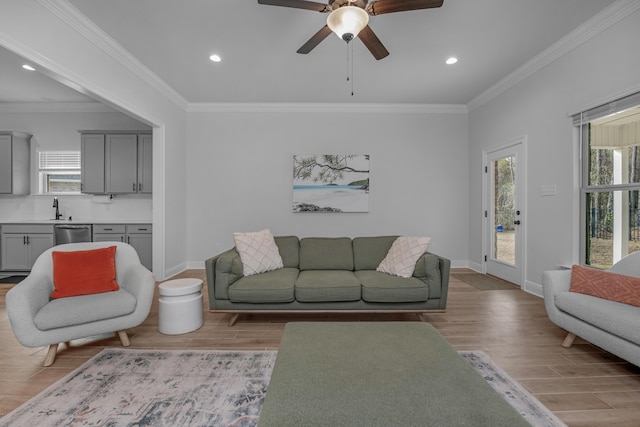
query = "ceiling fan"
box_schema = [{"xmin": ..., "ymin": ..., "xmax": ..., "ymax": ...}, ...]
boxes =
[{"xmin": 258, "ymin": 0, "xmax": 444, "ymax": 60}]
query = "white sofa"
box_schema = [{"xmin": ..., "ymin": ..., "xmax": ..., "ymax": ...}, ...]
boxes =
[{"xmin": 542, "ymin": 252, "xmax": 640, "ymax": 367}]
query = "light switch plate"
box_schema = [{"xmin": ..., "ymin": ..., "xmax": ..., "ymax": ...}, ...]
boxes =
[{"xmin": 540, "ymin": 184, "xmax": 557, "ymax": 196}]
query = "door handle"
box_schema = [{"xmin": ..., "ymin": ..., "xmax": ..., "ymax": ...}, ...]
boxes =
[{"xmin": 514, "ymin": 220, "xmax": 521, "ymax": 225}]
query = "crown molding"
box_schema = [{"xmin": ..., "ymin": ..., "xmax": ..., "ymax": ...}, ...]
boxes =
[
  {"xmin": 187, "ymin": 102, "xmax": 468, "ymax": 114},
  {"xmin": 0, "ymin": 102, "xmax": 117, "ymax": 114},
  {"xmin": 36, "ymin": 0, "xmax": 189, "ymax": 112},
  {"xmin": 467, "ymin": 0, "xmax": 640, "ymax": 112}
]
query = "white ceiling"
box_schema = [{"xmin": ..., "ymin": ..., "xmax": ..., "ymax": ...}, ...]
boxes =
[{"xmin": 1, "ymin": 0, "xmax": 619, "ymax": 106}]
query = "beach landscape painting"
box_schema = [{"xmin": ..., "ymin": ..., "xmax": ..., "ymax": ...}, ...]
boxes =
[{"xmin": 293, "ymin": 154, "xmax": 370, "ymax": 213}]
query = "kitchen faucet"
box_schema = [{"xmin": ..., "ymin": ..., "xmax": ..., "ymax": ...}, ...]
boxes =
[{"xmin": 53, "ymin": 197, "xmax": 62, "ymax": 220}]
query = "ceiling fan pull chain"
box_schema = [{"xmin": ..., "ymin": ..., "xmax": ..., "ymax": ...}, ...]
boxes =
[
  {"xmin": 351, "ymin": 41, "xmax": 355, "ymax": 96},
  {"xmin": 346, "ymin": 42, "xmax": 350, "ymax": 84}
]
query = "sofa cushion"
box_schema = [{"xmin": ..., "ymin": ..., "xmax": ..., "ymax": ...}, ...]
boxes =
[
  {"xmin": 274, "ymin": 236, "xmax": 300, "ymax": 268},
  {"xmin": 299, "ymin": 237, "xmax": 354, "ymax": 270},
  {"xmin": 555, "ymin": 291, "xmax": 640, "ymax": 344},
  {"xmin": 570, "ymin": 264, "xmax": 640, "ymax": 307},
  {"xmin": 295, "ymin": 270, "xmax": 361, "ymax": 302},
  {"xmin": 228, "ymin": 268, "xmax": 298, "ymax": 303},
  {"xmin": 34, "ymin": 289, "xmax": 136, "ymax": 331},
  {"xmin": 233, "ymin": 229, "xmax": 284, "ymax": 276},
  {"xmin": 377, "ymin": 236, "xmax": 430, "ymax": 278},
  {"xmin": 356, "ymin": 270, "xmax": 429, "ymax": 303},
  {"xmin": 353, "ymin": 236, "xmax": 398, "ymax": 271}
]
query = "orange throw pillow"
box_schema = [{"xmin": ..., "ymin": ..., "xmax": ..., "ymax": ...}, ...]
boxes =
[
  {"xmin": 570, "ymin": 264, "xmax": 640, "ymax": 307},
  {"xmin": 51, "ymin": 246, "xmax": 119, "ymax": 298}
]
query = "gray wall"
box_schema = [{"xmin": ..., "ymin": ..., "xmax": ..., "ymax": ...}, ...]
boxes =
[
  {"xmin": 186, "ymin": 108, "xmax": 469, "ymax": 267},
  {"xmin": 468, "ymin": 7, "xmax": 640, "ymax": 295}
]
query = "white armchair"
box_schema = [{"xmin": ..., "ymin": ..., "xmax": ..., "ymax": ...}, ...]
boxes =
[{"xmin": 6, "ymin": 241, "xmax": 155, "ymax": 366}]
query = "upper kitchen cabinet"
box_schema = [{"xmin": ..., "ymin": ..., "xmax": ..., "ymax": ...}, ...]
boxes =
[
  {"xmin": 81, "ymin": 133, "xmax": 106, "ymax": 193},
  {"xmin": 0, "ymin": 132, "xmax": 31, "ymax": 195},
  {"xmin": 138, "ymin": 134, "xmax": 152, "ymax": 194},
  {"xmin": 80, "ymin": 131, "xmax": 152, "ymax": 194}
]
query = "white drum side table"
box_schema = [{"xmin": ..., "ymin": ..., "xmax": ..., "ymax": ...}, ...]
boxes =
[{"xmin": 158, "ymin": 278, "xmax": 203, "ymax": 335}]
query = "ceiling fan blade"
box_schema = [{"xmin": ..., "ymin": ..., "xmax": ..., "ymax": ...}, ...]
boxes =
[
  {"xmin": 257, "ymin": 0, "xmax": 330, "ymax": 12},
  {"xmin": 358, "ymin": 25, "xmax": 389, "ymax": 60},
  {"xmin": 297, "ymin": 25, "xmax": 333, "ymax": 54},
  {"xmin": 368, "ymin": 0, "xmax": 443, "ymax": 15}
]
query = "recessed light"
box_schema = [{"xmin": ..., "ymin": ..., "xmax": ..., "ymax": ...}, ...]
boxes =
[
  {"xmin": 445, "ymin": 57, "xmax": 458, "ymax": 65},
  {"xmin": 209, "ymin": 54, "xmax": 222, "ymax": 63},
  {"xmin": 22, "ymin": 64, "xmax": 36, "ymax": 71}
]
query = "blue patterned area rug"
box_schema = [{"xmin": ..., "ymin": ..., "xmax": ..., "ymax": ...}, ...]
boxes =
[{"xmin": 1, "ymin": 348, "xmax": 564, "ymax": 427}]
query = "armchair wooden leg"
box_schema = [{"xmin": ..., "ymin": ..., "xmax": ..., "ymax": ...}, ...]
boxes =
[
  {"xmin": 44, "ymin": 344, "xmax": 59, "ymax": 367},
  {"xmin": 117, "ymin": 330, "xmax": 130, "ymax": 347},
  {"xmin": 562, "ymin": 332, "xmax": 577, "ymax": 348}
]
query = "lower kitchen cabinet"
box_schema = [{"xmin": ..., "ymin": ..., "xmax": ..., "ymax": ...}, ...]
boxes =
[
  {"xmin": 1, "ymin": 225, "xmax": 54, "ymax": 270},
  {"xmin": 93, "ymin": 223, "xmax": 152, "ymax": 271}
]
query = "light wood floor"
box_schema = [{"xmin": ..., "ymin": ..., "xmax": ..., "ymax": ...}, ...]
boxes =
[{"xmin": 1, "ymin": 269, "xmax": 639, "ymax": 426}]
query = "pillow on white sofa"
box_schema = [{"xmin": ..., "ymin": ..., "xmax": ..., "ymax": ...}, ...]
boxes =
[
  {"xmin": 233, "ymin": 229, "xmax": 284, "ymax": 276},
  {"xmin": 377, "ymin": 236, "xmax": 430, "ymax": 278}
]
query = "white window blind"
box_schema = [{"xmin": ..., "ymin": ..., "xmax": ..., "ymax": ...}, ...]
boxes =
[
  {"xmin": 572, "ymin": 91, "xmax": 640, "ymax": 126},
  {"xmin": 39, "ymin": 151, "xmax": 81, "ymax": 169}
]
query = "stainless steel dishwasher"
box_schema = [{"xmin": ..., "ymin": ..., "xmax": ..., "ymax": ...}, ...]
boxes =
[{"xmin": 53, "ymin": 224, "xmax": 93, "ymax": 245}]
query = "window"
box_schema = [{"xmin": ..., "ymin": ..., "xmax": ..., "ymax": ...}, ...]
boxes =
[
  {"xmin": 575, "ymin": 92, "xmax": 640, "ymax": 268},
  {"xmin": 38, "ymin": 151, "xmax": 81, "ymax": 194}
]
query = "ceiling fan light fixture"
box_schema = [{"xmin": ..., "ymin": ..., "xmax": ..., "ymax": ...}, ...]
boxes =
[{"xmin": 327, "ymin": 6, "xmax": 369, "ymax": 42}]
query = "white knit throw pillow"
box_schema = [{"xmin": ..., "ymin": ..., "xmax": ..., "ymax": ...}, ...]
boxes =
[
  {"xmin": 233, "ymin": 229, "xmax": 284, "ymax": 276},
  {"xmin": 376, "ymin": 236, "xmax": 430, "ymax": 278}
]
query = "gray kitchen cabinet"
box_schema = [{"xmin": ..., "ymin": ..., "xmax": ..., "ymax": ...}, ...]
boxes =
[
  {"xmin": 106, "ymin": 134, "xmax": 138, "ymax": 193},
  {"xmin": 92, "ymin": 224, "xmax": 126, "ymax": 243},
  {"xmin": 1, "ymin": 224, "xmax": 54, "ymax": 270},
  {"xmin": 80, "ymin": 131, "xmax": 152, "ymax": 195},
  {"xmin": 81, "ymin": 133, "xmax": 106, "ymax": 194},
  {"xmin": 126, "ymin": 224, "xmax": 152, "ymax": 271},
  {"xmin": 137, "ymin": 134, "xmax": 153, "ymax": 194},
  {"xmin": 93, "ymin": 223, "xmax": 152, "ymax": 271},
  {"xmin": 0, "ymin": 132, "xmax": 31, "ymax": 195}
]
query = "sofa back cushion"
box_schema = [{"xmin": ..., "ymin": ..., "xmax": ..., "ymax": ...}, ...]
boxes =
[
  {"xmin": 275, "ymin": 236, "xmax": 300, "ymax": 268},
  {"xmin": 299, "ymin": 237, "xmax": 354, "ymax": 270},
  {"xmin": 352, "ymin": 236, "xmax": 398, "ymax": 270}
]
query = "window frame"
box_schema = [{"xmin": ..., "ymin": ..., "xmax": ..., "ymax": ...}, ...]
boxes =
[
  {"xmin": 37, "ymin": 150, "xmax": 82, "ymax": 195},
  {"xmin": 577, "ymin": 96, "xmax": 640, "ymax": 266}
]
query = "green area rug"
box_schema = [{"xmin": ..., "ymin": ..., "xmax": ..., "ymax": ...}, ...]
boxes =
[
  {"xmin": 452, "ymin": 272, "xmax": 519, "ymax": 290},
  {"xmin": 0, "ymin": 347, "xmax": 564, "ymax": 427}
]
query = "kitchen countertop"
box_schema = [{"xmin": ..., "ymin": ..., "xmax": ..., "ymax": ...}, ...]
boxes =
[{"xmin": 0, "ymin": 219, "xmax": 151, "ymax": 224}]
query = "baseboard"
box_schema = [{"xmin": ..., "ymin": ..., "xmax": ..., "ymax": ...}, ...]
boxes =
[
  {"xmin": 163, "ymin": 262, "xmax": 189, "ymax": 280},
  {"xmin": 523, "ymin": 280, "xmax": 543, "ymax": 298},
  {"xmin": 467, "ymin": 261, "xmax": 484, "ymax": 273}
]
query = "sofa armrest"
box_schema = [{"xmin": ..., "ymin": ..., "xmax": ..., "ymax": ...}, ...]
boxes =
[
  {"xmin": 541, "ymin": 269, "xmax": 572, "ymax": 324},
  {"xmin": 6, "ymin": 273, "xmax": 54, "ymax": 347},
  {"xmin": 205, "ymin": 248, "xmax": 243, "ymax": 306},
  {"xmin": 119, "ymin": 263, "xmax": 155, "ymax": 322},
  {"xmin": 414, "ymin": 252, "xmax": 450, "ymax": 310}
]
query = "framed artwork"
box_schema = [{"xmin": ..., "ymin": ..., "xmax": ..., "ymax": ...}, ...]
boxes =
[{"xmin": 293, "ymin": 154, "xmax": 369, "ymax": 213}]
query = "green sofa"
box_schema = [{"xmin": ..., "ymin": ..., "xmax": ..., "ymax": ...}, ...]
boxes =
[{"xmin": 205, "ymin": 236, "xmax": 450, "ymax": 325}]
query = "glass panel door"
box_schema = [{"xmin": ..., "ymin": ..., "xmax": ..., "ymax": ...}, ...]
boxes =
[
  {"xmin": 485, "ymin": 141, "xmax": 524, "ymax": 286},
  {"xmin": 493, "ymin": 155, "xmax": 517, "ymax": 265}
]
